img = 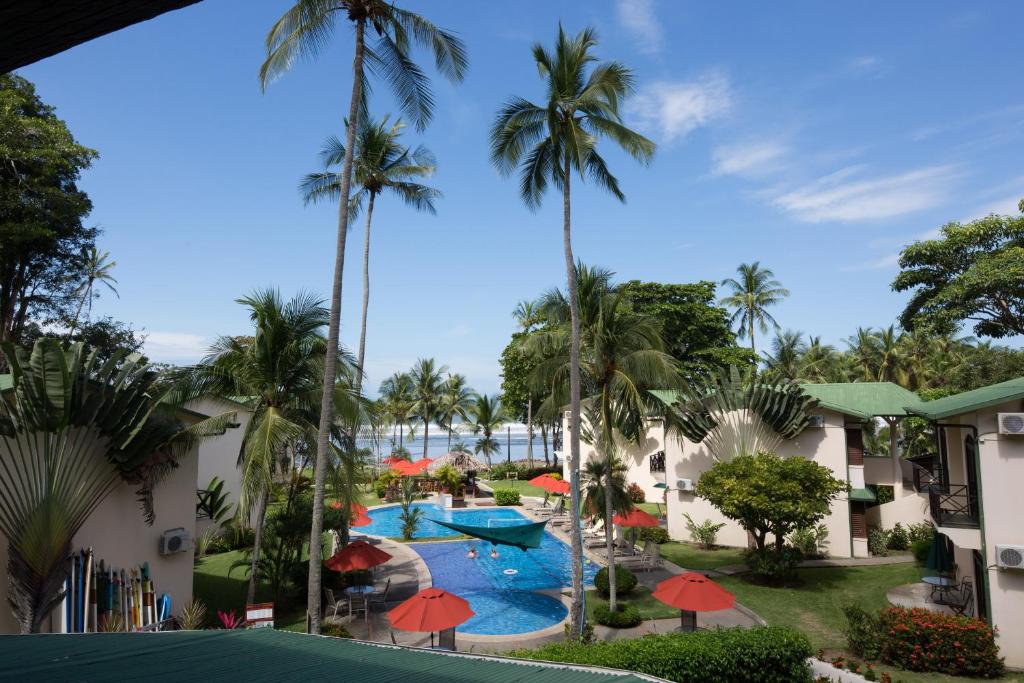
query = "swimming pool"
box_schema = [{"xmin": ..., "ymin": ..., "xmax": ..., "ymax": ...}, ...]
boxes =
[
  {"xmin": 360, "ymin": 503, "xmax": 526, "ymax": 539},
  {"xmin": 404, "ymin": 507, "xmax": 599, "ymax": 636}
]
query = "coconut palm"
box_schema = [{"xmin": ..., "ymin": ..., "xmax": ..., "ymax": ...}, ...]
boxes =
[
  {"xmin": 67, "ymin": 247, "xmax": 118, "ymax": 338},
  {"xmin": 0, "ymin": 338, "xmax": 229, "ymax": 632},
  {"xmin": 463, "ymin": 394, "xmax": 508, "ymax": 468},
  {"xmin": 580, "ymin": 457, "xmax": 630, "ymax": 520},
  {"xmin": 846, "ymin": 327, "xmax": 880, "ymax": 381},
  {"xmin": 719, "ymin": 262, "xmax": 789, "ymax": 354},
  {"xmin": 176, "ymin": 289, "xmax": 365, "ymax": 604},
  {"xmin": 437, "ymin": 373, "xmax": 474, "ymax": 451},
  {"xmin": 301, "ymin": 116, "xmax": 440, "ymax": 393},
  {"xmin": 490, "ymin": 26, "xmax": 653, "ymax": 636},
  {"xmin": 410, "ymin": 358, "xmax": 447, "ymax": 459},
  {"xmin": 379, "ymin": 371, "xmax": 415, "ymax": 452},
  {"xmin": 763, "ymin": 330, "xmax": 805, "ymax": 381},
  {"xmin": 512, "ymin": 300, "xmax": 541, "ymax": 332},
  {"xmin": 260, "ymin": 0, "xmax": 467, "ymax": 633}
]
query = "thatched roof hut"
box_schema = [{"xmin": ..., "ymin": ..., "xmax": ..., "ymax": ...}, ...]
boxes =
[{"xmin": 427, "ymin": 451, "xmax": 486, "ymax": 475}]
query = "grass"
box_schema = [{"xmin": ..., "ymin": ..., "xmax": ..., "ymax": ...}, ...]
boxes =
[
  {"xmin": 659, "ymin": 541, "xmax": 747, "ymax": 570},
  {"xmin": 193, "ymin": 549, "xmax": 308, "ymax": 632},
  {"xmin": 634, "ymin": 502, "xmax": 664, "ymax": 516},
  {"xmin": 482, "ymin": 479, "xmax": 549, "ymax": 498},
  {"xmin": 583, "ymin": 587, "xmax": 678, "ymax": 622}
]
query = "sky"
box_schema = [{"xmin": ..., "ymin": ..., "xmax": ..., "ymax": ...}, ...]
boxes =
[{"xmin": 16, "ymin": 0, "xmax": 1024, "ymax": 396}]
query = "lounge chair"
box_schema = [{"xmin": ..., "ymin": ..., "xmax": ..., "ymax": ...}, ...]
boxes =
[
  {"xmin": 639, "ymin": 543, "xmax": 662, "ymax": 572},
  {"xmin": 526, "ymin": 492, "xmax": 552, "ymax": 510},
  {"xmin": 534, "ymin": 498, "xmax": 564, "ymax": 517},
  {"xmin": 582, "ymin": 518, "xmax": 604, "ymax": 538},
  {"xmin": 324, "ymin": 588, "xmax": 349, "ymax": 619}
]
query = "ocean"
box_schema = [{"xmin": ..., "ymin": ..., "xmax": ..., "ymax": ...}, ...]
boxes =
[{"xmin": 357, "ymin": 423, "xmax": 559, "ymax": 464}]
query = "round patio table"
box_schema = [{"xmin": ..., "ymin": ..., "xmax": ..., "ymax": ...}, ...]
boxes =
[
  {"xmin": 923, "ymin": 575, "xmax": 956, "ymax": 603},
  {"xmin": 345, "ymin": 585, "xmax": 375, "ymax": 618}
]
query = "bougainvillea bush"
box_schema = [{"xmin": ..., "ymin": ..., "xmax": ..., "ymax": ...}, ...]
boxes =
[{"xmin": 877, "ymin": 607, "xmax": 1003, "ymax": 677}]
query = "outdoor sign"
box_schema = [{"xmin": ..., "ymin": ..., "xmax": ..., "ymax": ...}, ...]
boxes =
[{"xmin": 246, "ymin": 602, "xmax": 274, "ymax": 629}]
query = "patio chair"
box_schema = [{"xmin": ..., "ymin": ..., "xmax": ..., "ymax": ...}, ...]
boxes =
[
  {"xmin": 436, "ymin": 627, "xmax": 456, "ymax": 651},
  {"xmin": 946, "ymin": 577, "xmax": 975, "ymax": 617},
  {"xmin": 534, "ymin": 498, "xmax": 564, "ymax": 517},
  {"xmin": 526, "ymin": 493, "xmax": 551, "ymax": 510},
  {"xmin": 368, "ymin": 578, "xmax": 392, "ymax": 611},
  {"xmin": 324, "ymin": 588, "xmax": 349, "ymax": 619},
  {"xmin": 639, "ymin": 543, "xmax": 662, "ymax": 572}
]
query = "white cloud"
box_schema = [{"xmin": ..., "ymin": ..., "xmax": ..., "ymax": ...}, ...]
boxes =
[
  {"xmin": 711, "ymin": 141, "xmax": 788, "ymax": 177},
  {"xmin": 627, "ymin": 74, "xmax": 731, "ymax": 142},
  {"xmin": 839, "ymin": 253, "xmax": 900, "ymax": 272},
  {"xmin": 963, "ymin": 194, "xmax": 1022, "ymax": 221},
  {"xmin": 616, "ymin": 0, "xmax": 663, "ymax": 53},
  {"xmin": 143, "ymin": 331, "xmax": 208, "ymax": 363},
  {"xmin": 772, "ymin": 164, "xmax": 958, "ymax": 223}
]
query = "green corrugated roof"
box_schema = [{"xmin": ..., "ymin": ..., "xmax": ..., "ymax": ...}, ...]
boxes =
[
  {"xmin": 908, "ymin": 376, "xmax": 1024, "ymax": 420},
  {"xmin": 850, "ymin": 487, "xmax": 878, "ymax": 502},
  {"xmin": 0, "ymin": 374, "xmax": 11, "ymax": 392},
  {"xmin": 0, "ymin": 629, "xmax": 666, "ymax": 683},
  {"xmin": 798, "ymin": 382, "xmax": 924, "ymax": 420}
]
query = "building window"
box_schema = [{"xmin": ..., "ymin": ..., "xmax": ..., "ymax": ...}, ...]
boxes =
[{"xmin": 649, "ymin": 451, "xmax": 665, "ymax": 473}]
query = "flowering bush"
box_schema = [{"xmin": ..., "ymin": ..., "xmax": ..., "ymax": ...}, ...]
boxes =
[
  {"xmin": 627, "ymin": 482, "xmax": 646, "ymax": 503},
  {"xmin": 878, "ymin": 607, "xmax": 1004, "ymax": 677}
]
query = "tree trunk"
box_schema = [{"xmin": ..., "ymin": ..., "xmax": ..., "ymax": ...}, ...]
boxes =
[
  {"xmin": 307, "ymin": 19, "xmax": 365, "ymax": 635},
  {"xmin": 247, "ymin": 486, "xmax": 269, "ymax": 605},
  {"xmin": 422, "ymin": 417, "xmax": 429, "ymax": 460},
  {"xmin": 541, "ymin": 423, "xmax": 550, "ymax": 466},
  {"xmin": 562, "ymin": 151, "xmax": 585, "ymax": 638},
  {"xmin": 526, "ymin": 397, "xmax": 534, "ymax": 470},
  {"xmin": 601, "ymin": 403, "xmax": 618, "ymax": 613},
  {"xmin": 354, "ymin": 192, "xmax": 375, "ymax": 396},
  {"xmin": 399, "ymin": 423, "xmax": 404, "ymax": 451},
  {"xmin": 749, "ymin": 316, "xmax": 755, "ymax": 354},
  {"xmin": 66, "ymin": 283, "xmax": 90, "ymax": 341}
]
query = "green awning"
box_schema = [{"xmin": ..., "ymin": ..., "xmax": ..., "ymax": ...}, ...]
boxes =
[
  {"xmin": 428, "ymin": 518, "xmax": 548, "ymax": 550},
  {"xmin": 849, "ymin": 488, "xmax": 877, "ymax": 502},
  {"xmin": 653, "ymin": 483, "xmax": 668, "ymax": 489}
]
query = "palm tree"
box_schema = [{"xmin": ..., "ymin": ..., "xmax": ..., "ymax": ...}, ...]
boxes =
[
  {"xmin": 763, "ymin": 330, "xmax": 805, "ymax": 381},
  {"xmin": 379, "ymin": 372, "xmax": 415, "ymax": 453},
  {"xmin": 846, "ymin": 327, "xmax": 880, "ymax": 381},
  {"xmin": 463, "ymin": 394, "xmax": 508, "ymax": 468},
  {"xmin": 490, "ymin": 26, "xmax": 654, "ymax": 635},
  {"xmin": 178, "ymin": 289, "xmax": 365, "ymax": 604},
  {"xmin": 719, "ymin": 262, "xmax": 789, "ymax": 354},
  {"xmin": 260, "ymin": 0, "xmax": 467, "ymax": 633},
  {"xmin": 798, "ymin": 336, "xmax": 839, "ymax": 382},
  {"xmin": 68, "ymin": 247, "xmax": 118, "ymax": 338},
  {"xmin": 301, "ymin": 116, "xmax": 440, "ymax": 394},
  {"xmin": 437, "ymin": 373, "xmax": 474, "ymax": 451},
  {"xmin": 580, "ymin": 457, "xmax": 630, "ymax": 520},
  {"xmin": 512, "ymin": 300, "xmax": 541, "ymax": 332},
  {"xmin": 410, "ymin": 358, "xmax": 447, "ymax": 459}
]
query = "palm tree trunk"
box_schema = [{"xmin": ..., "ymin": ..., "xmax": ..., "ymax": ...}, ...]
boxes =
[
  {"xmin": 307, "ymin": 19, "xmax": 365, "ymax": 635},
  {"xmin": 562, "ymin": 151, "xmax": 585, "ymax": 638},
  {"xmin": 541, "ymin": 423, "xmax": 550, "ymax": 466},
  {"xmin": 526, "ymin": 397, "xmax": 534, "ymax": 469},
  {"xmin": 422, "ymin": 417, "xmax": 429, "ymax": 460},
  {"xmin": 601, "ymin": 406, "xmax": 617, "ymax": 613},
  {"xmin": 66, "ymin": 283, "xmax": 91, "ymax": 341},
  {"xmin": 749, "ymin": 316, "xmax": 755, "ymax": 354},
  {"xmin": 354, "ymin": 193, "xmax": 376, "ymax": 396},
  {"xmin": 399, "ymin": 423, "xmax": 404, "ymax": 451},
  {"xmin": 247, "ymin": 486, "xmax": 269, "ymax": 605}
]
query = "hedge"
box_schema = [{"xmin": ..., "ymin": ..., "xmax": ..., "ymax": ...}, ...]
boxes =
[
  {"xmin": 493, "ymin": 488, "xmax": 521, "ymax": 506},
  {"xmin": 877, "ymin": 607, "xmax": 1004, "ymax": 677},
  {"xmin": 594, "ymin": 566, "xmax": 637, "ymax": 597},
  {"xmin": 593, "ymin": 603, "xmax": 642, "ymax": 628},
  {"xmin": 509, "ymin": 626, "xmax": 813, "ymax": 683}
]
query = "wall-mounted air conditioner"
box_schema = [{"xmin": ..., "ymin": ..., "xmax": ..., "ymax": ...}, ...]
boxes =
[
  {"xmin": 159, "ymin": 527, "xmax": 191, "ymax": 555},
  {"xmin": 998, "ymin": 413, "xmax": 1024, "ymax": 435},
  {"xmin": 807, "ymin": 415, "xmax": 825, "ymax": 428},
  {"xmin": 996, "ymin": 544, "xmax": 1024, "ymax": 569},
  {"xmin": 676, "ymin": 478, "xmax": 694, "ymax": 492}
]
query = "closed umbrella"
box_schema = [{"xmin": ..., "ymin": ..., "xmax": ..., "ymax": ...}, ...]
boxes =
[
  {"xmin": 324, "ymin": 540, "xmax": 392, "ymax": 572},
  {"xmin": 652, "ymin": 572, "xmax": 735, "ymax": 631},
  {"xmin": 389, "ymin": 587, "xmax": 475, "ymax": 648},
  {"xmin": 925, "ymin": 533, "xmax": 953, "ymax": 575}
]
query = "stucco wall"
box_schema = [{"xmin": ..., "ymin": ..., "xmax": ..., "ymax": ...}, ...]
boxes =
[
  {"xmin": 189, "ymin": 396, "xmax": 250, "ymax": 534},
  {"xmin": 561, "ymin": 416, "xmax": 667, "ymax": 503}
]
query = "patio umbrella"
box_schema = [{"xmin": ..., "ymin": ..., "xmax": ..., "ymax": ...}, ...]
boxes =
[
  {"xmin": 612, "ymin": 508, "xmax": 660, "ymax": 527},
  {"xmin": 392, "ymin": 460, "xmax": 423, "ymax": 476},
  {"xmin": 329, "ymin": 500, "xmax": 369, "ymax": 514},
  {"xmin": 528, "ymin": 474, "xmax": 557, "ymax": 489},
  {"xmin": 324, "ymin": 540, "xmax": 392, "ymax": 572},
  {"xmin": 389, "ymin": 587, "xmax": 475, "ymax": 646},
  {"xmin": 349, "ymin": 511, "xmax": 372, "ymax": 528},
  {"xmin": 652, "ymin": 572, "xmax": 736, "ymax": 631},
  {"xmin": 925, "ymin": 532, "xmax": 953, "ymax": 574}
]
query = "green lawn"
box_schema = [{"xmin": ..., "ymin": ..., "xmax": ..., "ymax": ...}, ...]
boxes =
[
  {"xmin": 659, "ymin": 541, "xmax": 747, "ymax": 570},
  {"xmin": 482, "ymin": 479, "xmax": 549, "ymax": 498},
  {"xmin": 193, "ymin": 550, "xmax": 308, "ymax": 631},
  {"xmin": 583, "ymin": 587, "xmax": 678, "ymax": 622},
  {"xmin": 634, "ymin": 502, "xmax": 664, "ymax": 516}
]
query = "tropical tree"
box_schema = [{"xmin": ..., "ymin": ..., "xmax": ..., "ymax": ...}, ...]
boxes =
[
  {"xmin": 410, "ymin": 358, "xmax": 447, "ymax": 459},
  {"xmin": 0, "ymin": 338, "xmax": 229, "ymax": 632},
  {"xmin": 379, "ymin": 371, "xmax": 414, "ymax": 453},
  {"xmin": 437, "ymin": 373, "xmax": 474, "ymax": 451},
  {"xmin": 260, "ymin": 0, "xmax": 467, "ymax": 633},
  {"xmin": 176, "ymin": 289, "xmax": 365, "ymax": 604},
  {"xmin": 67, "ymin": 247, "xmax": 117, "ymax": 338},
  {"xmin": 580, "ymin": 457, "xmax": 630, "ymax": 520},
  {"xmin": 762, "ymin": 330, "xmax": 805, "ymax": 381},
  {"xmin": 490, "ymin": 25, "xmax": 653, "ymax": 636},
  {"xmin": 301, "ymin": 116, "xmax": 440, "ymax": 393},
  {"xmin": 463, "ymin": 394, "xmax": 508, "ymax": 468},
  {"xmin": 719, "ymin": 262, "xmax": 789, "ymax": 354}
]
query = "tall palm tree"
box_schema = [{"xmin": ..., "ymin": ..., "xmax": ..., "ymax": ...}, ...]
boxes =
[
  {"xmin": 68, "ymin": 247, "xmax": 118, "ymax": 338},
  {"xmin": 379, "ymin": 371, "xmax": 414, "ymax": 453},
  {"xmin": 719, "ymin": 262, "xmax": 789, "ymax": 354},
  {"xmin": 437, "ymin": 373, "xmax": 474, "ymax": 451},
  {"xmin": 491, "ymin": 26, "xmax": 654, "ymax": 633},
  {"xmin": 464, "ymin": 394, "xmax": 508, "ymax": 468},
  {"xmin": 580, "ymin": 457, "xmax": 630, "ymax": 521},
  {"xmin": 410, "ymin": 358, "xmax": 447, "ymax": 459},
  {"xmin": 763, "ymin": 330, "xmax": 805, "ymax": 381},
  {"xmin": 301, "ymin": 116, "xmax": 440, "ymax": 394},
  {"xmin": 260, "ymin": 0, "xmax": 466, "ymax": 633},
  {"xmin": 846, "ymin": 327, "xmax": 880, "ymax": 381},
  {"xmin": 798, "ymin": 336, "xmax": 839, "ymax": 382},
  {"xmin": 513, "ymin": 300, "xmax": 541, "ymax": 332}
]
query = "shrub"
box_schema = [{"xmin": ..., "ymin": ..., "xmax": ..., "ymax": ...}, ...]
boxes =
[
  {"xmin": 522, "ymin": 465, "xmax": 561, "ymax": 480},
  {"xmin": 487, "ymin": 462, "xmax": 524, "ymax": 480},
  {"xmin": 563, "ymin": 620, "xmax": 595, "ymax": 644},
  {"xmin": 509, "ymin": 626, "xmax": 814, "ymax": 683},
  {"xmin": 594, "ymin": 603, "xmax": 642, "ymax": 628},
  {"xmin": 907, "ymin": 521, "xmax": 934, "ymax": 545},
  {"xmin": 874, "ymin": 485, "xmax": 895, "ymax": 505},
  {"xmin": 627, "ymin": 482, "xmax": 646, "ymax": 503},
  {"xmin": 494, "ymin": 488, "xmax": 521, "ymax": 506},
  {"xmin": 843, "ymin": 604, "xmax": 882, "ymax": 660},
  {"xmin": 877, "ymin": 606, "xmax": 1004, "ymax": 677},
  {"xmin": 373, "ymin": 470, "xmax": 400, "ymax": 499},
  {"xmin": 911, "ymin": 538, "xmax": 931, "ymax": 563},
  {"xmin": 683, "ymin": 513, "xmax": 725, "ymax": 550},
  {"xmin": 321, "ymin": 623, "xmax": 352, "ymax": 638},
  {"xmin": 887, "ymin": 523, "xmax": 909, "ymax": 551},
  {"xmin": 638, "ymin": 527, "xmax": 669, "ymax": 544},
  {"xmin": 744, "ymin": 546, "xmax": 803, "ymax": 584},
  {"xmin": 868, "ymin": 527, "xmax": 890, "ymax": 557},
  {"xmin": 788, "ymin": 524, "xmax": 829, "ymax": 558},
  {"xmin": 594, "ymin": 566, "xmax": 637, "ymax": 597}
]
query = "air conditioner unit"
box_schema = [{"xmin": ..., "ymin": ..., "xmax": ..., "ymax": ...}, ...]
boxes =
[
  {"xmin": 807, "ymin": 415, "xmax": 825, "ymax": 429},
  {"xmin": 998, "ymin": 413, "xmax": 1024, "ymax": 435},
  {"xmin": 159, "ymin": 527, "xmax": 191, "ymax": 555},
  {"xmin": 676, "ymin": 478, "xmax": 694, "ymax": 492},
  {"xmin": 996, "ymin": 544, "xmax": 1024, "ymax": 569}
]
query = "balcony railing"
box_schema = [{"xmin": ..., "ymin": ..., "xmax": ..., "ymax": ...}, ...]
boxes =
[
  {"xmin": 928, "ymin": 483, "xmax": 980, "ymax": 528},
  {"xmin": 649, "ymin": 451, "xmax": 665, "ymax": 473}
]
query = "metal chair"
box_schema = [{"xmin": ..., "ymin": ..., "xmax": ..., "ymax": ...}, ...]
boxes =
[
  {"xmin": 323, "ymin": 588, "xmax": 349, "ymax": 619},
  {"xmin": 368, "ymin": 578, "xmax": 392, "ymax": 612}
]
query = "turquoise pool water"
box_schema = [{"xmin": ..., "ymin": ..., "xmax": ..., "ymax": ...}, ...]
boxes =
[
  {"xmin": 360, "ymin": 503, "xmax": 526, "ymax": 539},
  {"xmin": 399, "ymin": 506, "xmax": 599, "ymax": 636}
]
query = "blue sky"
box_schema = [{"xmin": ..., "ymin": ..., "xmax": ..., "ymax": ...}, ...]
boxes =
[{"xmin": 17, "ymin": 0, "xmax": 1024, "ymax": 395}]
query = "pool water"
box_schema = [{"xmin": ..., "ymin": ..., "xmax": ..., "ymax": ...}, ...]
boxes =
[
  {"xmin": 360, "ymin": 503, "xmax": 526, "ymax": 539},
  {"xmin": 406, "ymin": 508, "xmax": 599, "ymax": 636}
]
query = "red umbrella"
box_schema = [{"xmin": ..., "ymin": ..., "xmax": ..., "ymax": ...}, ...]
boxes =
[
  {"xmin": 388, "ymin": 588, "xmax": 474, "ymax": 633},
  {"xmin": 528, "ymin": 474, "xmax": 556, "ymax": 488},
  {"xmin": 548, "ymin": 478, "xmax": 570, "ymax": 494},
  {"xmin": 392, "ymin": 460, "xmax": 421, "ymax": 476},
  {"xmin": 612, "ymin": 507, "xmax": 660, "ymax": 527},
  {"xmin": 349, "ymin": 511, "xmax": 372, "ymax": 527},
  {"xmin": 652, "ymin": 572, "xmax": 736, "ymax": 631},
  {"xmin": 324, "ymin": 540, "xmax": 392, "ymax": 572},
  {"xmin": 329, "ymin": 501, "xmax": 369, "ymax": 514}
]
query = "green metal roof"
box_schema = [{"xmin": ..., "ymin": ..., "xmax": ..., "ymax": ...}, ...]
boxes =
[
  {"xmin": 0, "ymin": 374, "xmax": 11, "ymax": 392},
  {"xmin": 0, "ymin": 629, "xmax": 666, "ymax": 683},
  {"xmin": 908, "ymin": 376, "xmax": 1024, "ymax": 421},
  {"xmin": 849, "ymin": 487, "xmax": 878, "ymax": 503},
  {"xmin": 798, "ymin": 382, "xmax": 923, "ymax": 420}
]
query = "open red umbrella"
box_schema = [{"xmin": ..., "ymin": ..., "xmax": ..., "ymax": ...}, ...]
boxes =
[
  {"xmin": 389, "ymin": 587, "xmax": 474, "ymax": 635},
  {"xmin": 528, "ymin": 474, "xmax": 556, "ymax": 488},
  {"xmin": 392, "ymin": 460, "xmax": 421, "ymax": 476},
  {"xmin": 548, "ymin": 478, "xmax": 570, "ymax": 494},
  {"xmin": 324, "ymin": 540, "xmax": 392, "ymax": 572},
  {"xmin": 612, "ymin": 507, "xmax": 660, "ymax": 527},
  {"xmin": 652, "ymin": 571, "xmax": 735, "ymax": 631},
  {"xmin": 349, "ymin": 511, "xmax": 372, "ymax": 527},
  {"xmin": 329, "ymin": 500, "xmax": 369, "ymax": 514}
]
